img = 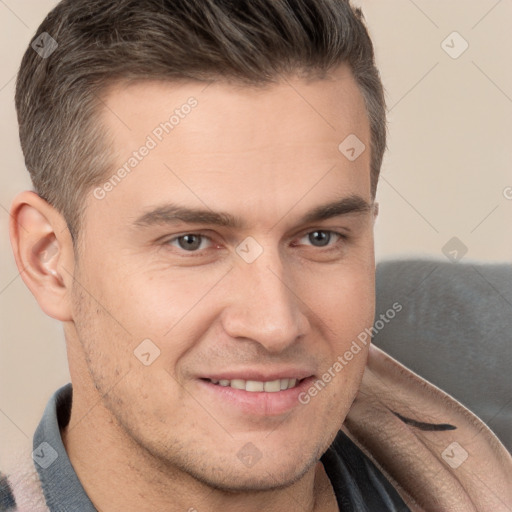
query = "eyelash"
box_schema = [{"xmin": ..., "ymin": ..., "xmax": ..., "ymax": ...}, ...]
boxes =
[{"xmin": 163, "ymin": 230, "xmax": 347, "ymax": 254}]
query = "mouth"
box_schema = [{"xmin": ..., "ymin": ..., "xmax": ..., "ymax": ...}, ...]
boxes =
[
  {"xmin": 201, "ymin": 377, "xmax": 303, "ymax": 392},
  {"xmin": 197, "ymin": 375, "xmax": 315, "ymax": 416}
]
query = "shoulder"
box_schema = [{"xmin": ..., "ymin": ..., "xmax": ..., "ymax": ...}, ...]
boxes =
[
  {"xmin": 344, "ymin": 345, "xmax": 512, "ymax": 511},
  {"xmin": 0, "ymin": 451, "xmax": 50, "ymax": 512},
  {"xmin": 0, "ymin": 471, "xmax": 16, "ymax": 511}
]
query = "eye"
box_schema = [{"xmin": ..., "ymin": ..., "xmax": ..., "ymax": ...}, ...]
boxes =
[
  {"xmin": 168, "ymin": 234, "xmax": 212, "ymax": 252},
  {"xmin": 298, "ymin": 230, "xmax": 342, "ymax": 248}
]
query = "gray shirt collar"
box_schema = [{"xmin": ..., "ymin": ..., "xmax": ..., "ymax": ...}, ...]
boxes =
[{"xmin": 33, "ymin": 383, "xmax": 96, "ymax": 512}]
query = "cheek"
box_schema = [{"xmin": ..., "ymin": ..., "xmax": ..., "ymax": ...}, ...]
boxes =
[
  {"xmin": 87, "ymin": 258, "xmax": 227, "ymax": 340},
  {"xmin": 293, "ymin": 257, "xmax": 375, "ymax": 399},
  {"xmin": 295, "ymin": 260, "xmax": 375, "ymax": 333}
]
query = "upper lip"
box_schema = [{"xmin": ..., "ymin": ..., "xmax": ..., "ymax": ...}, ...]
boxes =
[{"xmin": 200, "ymin": 368, "xmax": 315, "ymax": 382}]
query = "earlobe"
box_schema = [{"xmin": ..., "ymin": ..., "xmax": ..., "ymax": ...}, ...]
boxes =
[{"xmin": 9, "ymin": 191, "xmax": 74, "ymax": 322}]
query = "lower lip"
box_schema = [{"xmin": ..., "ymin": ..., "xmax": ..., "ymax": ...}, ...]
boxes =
[{"xmin": 196, "ymin": 377, "xmax": 316, "ymax": 416}]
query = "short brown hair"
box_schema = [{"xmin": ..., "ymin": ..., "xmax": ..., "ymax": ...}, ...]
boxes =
[{"xmin": 15, "ymin": 0, "xmax": 386, "ymax": 242}]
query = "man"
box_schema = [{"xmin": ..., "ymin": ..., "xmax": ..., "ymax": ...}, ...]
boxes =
[{"xmin": 3, "ymin": 0, "xmax": 511, "ymax": 510}]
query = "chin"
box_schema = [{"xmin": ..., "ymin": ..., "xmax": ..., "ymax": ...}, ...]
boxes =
[{"xmin": 190, "ymin": 458, "xmax": 315, "ymax": 494}]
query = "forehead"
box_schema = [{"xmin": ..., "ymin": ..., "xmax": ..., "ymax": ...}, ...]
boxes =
[
  {"xmin": 101, "ymin": 64, "xmax": 369, "ymax": 152},
  {"xmin": 89, "ymin": 65, "xmax": 371, "ymax": 230}
]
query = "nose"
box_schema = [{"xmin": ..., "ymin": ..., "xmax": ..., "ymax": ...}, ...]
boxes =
[{"xmin": 221, "ymin": 252, "xmax": 310, "ymax": 353}]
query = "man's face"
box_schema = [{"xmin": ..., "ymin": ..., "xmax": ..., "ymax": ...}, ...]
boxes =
[{"xmin": 68, "ymin": 64, "xmax": 376, "ymax": 490}]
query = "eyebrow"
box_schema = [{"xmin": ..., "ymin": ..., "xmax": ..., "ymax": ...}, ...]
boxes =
[{"xmin": 132, "ymin": 195, "xmax": 372, "ymax": 230}]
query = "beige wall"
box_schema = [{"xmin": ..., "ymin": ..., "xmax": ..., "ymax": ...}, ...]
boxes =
[{"xmin": 1, "ymin": 1, "xmax": 511, "ymax": 463}]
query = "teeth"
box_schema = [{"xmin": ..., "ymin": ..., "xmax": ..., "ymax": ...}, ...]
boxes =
[
  {"xmin": 263, "ymin": 380, "xmax": 281, "ymax": 392},
  {"xmin": 230, "ymin": 379, "xmax": 246, "ymax": 390},
  {"xmin": 246, "ymin": 380, "xmax": 265, "ymax": 392},
  {"xmin": 208, "ymin": 377, "xmax": 300, "ymax": 392}
]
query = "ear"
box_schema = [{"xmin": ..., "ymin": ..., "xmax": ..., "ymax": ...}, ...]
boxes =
[
  {"xmin": 9, "ymin": 191, "xmax": 75, "ymax": 322},
  {"xmin": 372, "ymin": 202, "xmax": 379, "ymax": 221}
]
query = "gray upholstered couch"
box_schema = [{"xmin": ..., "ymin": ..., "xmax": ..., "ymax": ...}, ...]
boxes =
[{"xmin": 374, "ymin": 259, "xmax": 512, "ymax": 452}]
